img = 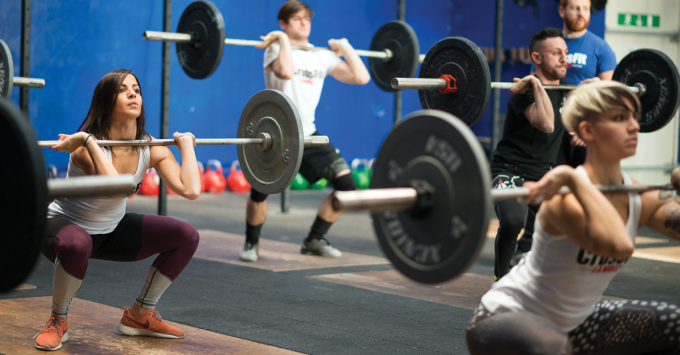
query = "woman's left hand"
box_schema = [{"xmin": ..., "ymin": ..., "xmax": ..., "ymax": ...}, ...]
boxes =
[
  {"xmin": 173, "ymin": 132, "xmax": 196, "ymax": 148},
  {"xmin": 50, "ymin": 132, "xmax": 89, "ymax": 153}
]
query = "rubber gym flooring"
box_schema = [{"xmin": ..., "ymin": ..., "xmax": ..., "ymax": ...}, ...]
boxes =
[{"xmin": 2, "ymin": 189, "xmax": 680, "ymax": 354}]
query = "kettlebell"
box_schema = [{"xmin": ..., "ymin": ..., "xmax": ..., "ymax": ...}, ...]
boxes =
[
  {"xmin": 139, "ymin": 168, "xmax": 160, "ymax": 196},
  {"xmin": 310, "ymin": 178, "xmax": 328, "ymax": 190},
  {"xmin": 204, "ymin": 159, "xmax": 227, "ymax": 194},
  {"xmin": 227, "ymin": 161, "xmax": 251, "ymax": 193},
  {"xmin": 47, "ymin": 164, "xmax": 58, "ymax": 179},
  {"xmin": 198, "ymin": 161, "xmax": 206, "ymax": 192},
  {"xmin": 351, "ymin": 158, "xmax": 370, "ymax": 189},
  {"xmin": 291, "ymin": 172, "xmax": 310, "ymax": 190}
]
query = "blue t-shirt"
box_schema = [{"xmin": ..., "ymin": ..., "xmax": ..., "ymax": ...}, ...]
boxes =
[{"xmin": 530, "ymin": 30, "xmax": 617, "ymax": 85}]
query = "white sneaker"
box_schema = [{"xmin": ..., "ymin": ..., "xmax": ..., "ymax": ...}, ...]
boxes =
[
  {"xmin": 301, "ymin": 238, "xmax": 342, "ymax": 258},
  {"xmin": 239, "ymin": 242, "xmax": 259, "ymax": 262}
]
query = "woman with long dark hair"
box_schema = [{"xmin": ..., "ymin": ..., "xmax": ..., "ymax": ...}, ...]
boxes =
[
  {"xmin": 467, "ymin": 81, "xmax": 680, "ymax": 355},
  {"xmin": 35, "ymin": 69, "xmax": 202, "ymax": 351}
]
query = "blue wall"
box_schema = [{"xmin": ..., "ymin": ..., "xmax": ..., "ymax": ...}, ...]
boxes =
[{"xmin": 0, "ymin": 0, "xmax": 606, "ymax": 170}]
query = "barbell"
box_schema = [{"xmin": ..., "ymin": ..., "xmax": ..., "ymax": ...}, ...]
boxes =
[
  {"xmin": 330, "ymin": 110, "xmax": 676, "ymax": 284},
  {"xmin": 37, "ymin": 89, "xmax": 329, "ymax": 195},
  {"xmin": 141, "ymin": 0, "xmax": 422, "ymax": 92},
  {"xmin": 391, "ymin": 37, "xmax": 680, "ymax": 131},
  {"xmin": 0, "ymin": 39, "xmax": 46, "ymax": 98},
  {"xmin": 0, "ymin": 98, "xmax": 141, "ymax": 293}
]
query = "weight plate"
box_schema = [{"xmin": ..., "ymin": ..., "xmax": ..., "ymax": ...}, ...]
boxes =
[
  {"xmin": 370, "ymin": 110, "xmax": 491, "ymax": 284},
  {"xmin": 0, "ymin": 39, "xmax": 14, "ymax": 99},
  {"xmin": 0, "ymin": 99, "xmax": 47, "ymax": 292},
  {"xmin": 613, "ymin": 49, "xmax": 680, "ymax": 133},
  {"xmin": 369, "ymin": 21, "xmax": 420, "ymax": 92},
  {"xmin": 237, "ymin": 90, "xmax": 303, "ymax": 195},
  {"xmin": 176, "ymin": 0, "xmax": 226, "ymax": 79},
  {"xmin": 419, "ymin": 37, "xmax": 491, "ymax": 127}
]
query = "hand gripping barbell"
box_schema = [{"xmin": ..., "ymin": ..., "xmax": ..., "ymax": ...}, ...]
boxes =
[
  {"xmin": 141, "ymin": 0, "xmax": 423, "ymax": 92},
  {"xmin": 0, "ymin": 39, "xmax": 46, "ymax": 98},
  {"xmin": 391, "ymin": 37, "xmax": 680, "ymax": 131},
  {"xmin": 330, "ymin": 110, "xmax": 676, "ymax": 284}
]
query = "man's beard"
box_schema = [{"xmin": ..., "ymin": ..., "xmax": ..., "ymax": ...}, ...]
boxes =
[{"xmin": 565, "ymin": 14, "xmax": 590, "ymax": 32}]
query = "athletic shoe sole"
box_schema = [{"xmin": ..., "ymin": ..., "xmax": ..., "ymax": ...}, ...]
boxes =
[
  {"xmin": 300, "ymin": 247, "xmax": 342, "ymax": 258},
  {"xmin": 239, "ymin": 250, "xmax": 259, "ymax": 262},
  {"xmin": 117, "ymin": 323, "xmax": 184, "ymax": 339},
  {"xmin": 35, "ymin": 333, "xmax": 67, "ymax": 351}
]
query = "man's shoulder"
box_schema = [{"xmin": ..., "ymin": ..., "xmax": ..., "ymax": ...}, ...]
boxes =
[{"xmin": 584, "ymin": 30, "xmax": 610, "ymax": 47}]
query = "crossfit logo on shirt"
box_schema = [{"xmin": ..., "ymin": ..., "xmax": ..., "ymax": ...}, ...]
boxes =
[
  {"xmin": 567, "ymin": 53, "xmax": 588, "ymax": 68},
  {"xmin": 576, "ymin": 249, "xmax": 629, "ymax": 273}
]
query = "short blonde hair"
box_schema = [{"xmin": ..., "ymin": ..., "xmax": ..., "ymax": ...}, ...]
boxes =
[{"xmin": 561, "ymin": 81, "xmax": 641, "ymax": 137}]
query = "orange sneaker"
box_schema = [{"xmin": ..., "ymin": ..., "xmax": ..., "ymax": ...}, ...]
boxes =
[
  {"xmin": 34, "ymin": 316, "xmax": 68, "ymax": 351},
  {"xmin": 117, "ymin": 307, "xmax": 184, "ymax": 339}
]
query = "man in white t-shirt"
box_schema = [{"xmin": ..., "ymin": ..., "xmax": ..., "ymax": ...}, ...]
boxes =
[{"xmin": 239, "ymin": 0, "xmax": 371, "ymax": 262}]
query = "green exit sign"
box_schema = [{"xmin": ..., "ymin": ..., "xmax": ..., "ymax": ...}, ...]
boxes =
[{"xmin": 618, "ymin": 13, "xmax": 660, "ymax": 28}]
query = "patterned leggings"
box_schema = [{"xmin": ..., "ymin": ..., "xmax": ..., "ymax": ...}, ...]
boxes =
[{"xmin": 466, "ymin": 300, "xmax": 680, "ymax": 355}]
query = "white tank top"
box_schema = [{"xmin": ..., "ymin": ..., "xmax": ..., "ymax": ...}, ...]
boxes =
[
  {"xmin": 47, "ymin": 147, "xmax": 149, "ymax": 234},
  {"xmin": 481, "ymin": 166, "xmax": 641, "ymax": 331}
]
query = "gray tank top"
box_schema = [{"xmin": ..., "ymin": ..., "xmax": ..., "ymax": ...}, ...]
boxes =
[
  {"xmin": 481, "ymin": 166, "xmax": 642, "ymax": 331},
  {"xmin": 47, "ymin": 147, "xmax": 149, "ymax": 234}
]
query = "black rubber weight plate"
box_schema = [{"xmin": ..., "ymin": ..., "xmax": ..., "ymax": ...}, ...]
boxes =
[
  {"xmin": 419, "ymin": 37, "xmax": 491, "ymax": 127},
  {"xmin": 0, "ymin": 99, "xmax": 47, "ymax": 293},
  {"xmin": 370, "ymin": 110, "xmax": 492, "ymax": 284},
  {"xmin": 237, "ymin": 90, "xmax": 303, "ymax": 195},
  {"xmin": 0, "ymin": 39, "xmax": 14, "ymax": 99},
  {"xmin": 613, "ymin": 49, "xmax": 680, "ymax": 133},
  {"xmin": 176, "ymin": 0, "xmax": 226, "ymax": 79},
  {"xmin": 369, "ymin": 21, "xmax": 420, "ymax": 92}
]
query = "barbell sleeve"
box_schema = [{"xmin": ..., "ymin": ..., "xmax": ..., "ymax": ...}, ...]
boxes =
[
  {"xmin": 13, "ymin": 77, "xmax": 46, "ymax": 88},
  {"xmin": 391, "ymin": 77, "xmax": 642, "ymax": 94},
  {"xmin": 37, "ymin": 136, "xmax": 329, "ymax": 148},
  {"xmin": 332, "ymin": 183, "xmax": 676, "ymax": 213},
  {"xmin": 143, "ymin": 31, "xmax": 425, "ymax": 62},
  {"xmin": 48, "ymin": 175, "xmax": 137, "ymax": 199}
]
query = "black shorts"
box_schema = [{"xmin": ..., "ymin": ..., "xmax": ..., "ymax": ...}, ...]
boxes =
[{"xmin": 297, "ymin": 132, "xmax": 349, "ymax": 184}]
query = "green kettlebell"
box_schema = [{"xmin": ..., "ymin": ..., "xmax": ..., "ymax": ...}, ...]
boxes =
[
  {"xmin": 310, "ymin": 178, "xmax": 328, "ymax": 190},
  {"xmin": 291, "ymin": 172, "xmax": 309, "ymax": 190},
  {"xmin": 351, "ymin": 159, "xmax": 370, "ymax": 189}
]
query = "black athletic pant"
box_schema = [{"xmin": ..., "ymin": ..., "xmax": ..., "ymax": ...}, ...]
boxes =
[{"xmin": 467, "ymin": 301, "xmax": 680, "ymax": 355}]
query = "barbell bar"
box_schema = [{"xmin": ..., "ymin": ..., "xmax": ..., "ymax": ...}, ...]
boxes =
[
  {"xmin": 143, "ymin": 31, "xmax": 425, "ymax": 62},
  {"xmin": 37, "ymin": 135, "xmax": 329, "ymax": 149},
  {"xmin": 0, "ymin": 39, "xmax": 46, "ymax": 98},
  {"xmin": 404, "ymin": 37, "xmax": 679, "ymax": 130},
  {"xmin": 48, "ymin": 175, "xmax": 138, "ymax": 199},
  {"xmin": 142, "ymin": 1, "xmax": 422, "ymax": 92},
  {"xmin": 328, "ymin": 109, "xmax": 677, "ymax": 285},
  {"xmin": 390, "ymin": 77, "xmax": 645, "ymax": 96}
]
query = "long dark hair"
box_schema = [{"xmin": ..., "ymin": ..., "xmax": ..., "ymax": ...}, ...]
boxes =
[{"xmin": 78, "ymin": 69, "xmax": 150, "ymax": 143}]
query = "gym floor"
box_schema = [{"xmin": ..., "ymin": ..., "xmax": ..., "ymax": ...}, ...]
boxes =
[{"xmin": 2, "ymin": 189, "xmax": 680, "ymax": 354}]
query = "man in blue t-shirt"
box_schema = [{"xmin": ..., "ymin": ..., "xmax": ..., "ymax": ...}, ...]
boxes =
[{"xmin": 513, "ymin": 0, "xmax": 617, "ymax": 264}]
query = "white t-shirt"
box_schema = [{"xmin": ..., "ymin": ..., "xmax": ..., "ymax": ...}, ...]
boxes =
[
  {"xmin": 264, "ymin": 43, "xmax": 341, "ymax": 136},
  {"xmin": 481, "ymin": 166, "xmax": 642, "ymax": 331},
  {"xmin": 47, "ymin": 147, "xmax": 149, "ymax": 234}
]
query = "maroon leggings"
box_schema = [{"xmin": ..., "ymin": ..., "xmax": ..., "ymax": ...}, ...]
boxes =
[{"xmin": 41, "ymin": 214, "xmax": 199, "ymax": 280}]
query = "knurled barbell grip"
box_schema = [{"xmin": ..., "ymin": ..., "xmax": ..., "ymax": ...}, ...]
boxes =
[
  {"xmin": 391, "ymin": 77, "xmax": 642, "ymax": 94},
  {"xmin": 332, "ymin": 183, "xmax": 675, "ymax": 213}
]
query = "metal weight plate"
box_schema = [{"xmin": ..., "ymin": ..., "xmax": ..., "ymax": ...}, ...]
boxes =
[
  {"xmin": 0, "ymin": 99, "xmax": 47, "ymax": 292},
  {"xmin": 369, "ymin": 21, "xmax": 420, "ymax": 92},
  {"xmin": 176, "ymin": 1, "xmax": 226, "ymax": 79},
  {"xmin": 613, "ymin": 49, "xmax": 680, "ymax": 133},
  {"xmin": 370, "ymin": 110, "xmax": 492, "ymax": 284},
  {"xmin": 237, "ymin": 90, "xmax": 303, "ymax": 195},
  {"xmin": 0, "ymin": 39, "xmax": 14, "ymax": 99},
  {"xmin": 419, "ymin": 37, "xmax": 491, "ymax": 127}
]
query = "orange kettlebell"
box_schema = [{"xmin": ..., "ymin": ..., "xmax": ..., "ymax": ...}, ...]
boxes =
[
  {"xmin": 139, "ymin": 168, "xmax": 160, "ymax": 196},
  {"xmin": 227, "ymin": 161, "xmax": 251, "ymax": 193},
  {"xmin": 198, "ymin": 161, "xmax": 206, "ymax": 192},
  {"xmin": 204, "ymin": 159, "xmax": 227, "ymax": 194}
]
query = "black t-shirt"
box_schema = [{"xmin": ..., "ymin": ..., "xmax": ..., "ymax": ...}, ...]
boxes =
[{"xmin": 490, "ymin": 80, "xmax": 568, "ymax": 181}]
